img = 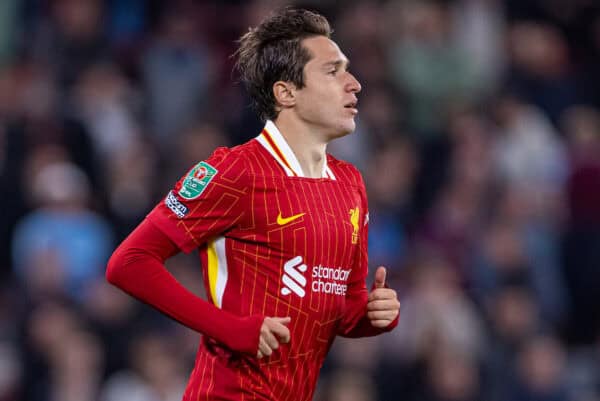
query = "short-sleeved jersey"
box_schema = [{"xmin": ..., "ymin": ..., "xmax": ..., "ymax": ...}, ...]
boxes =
[{"xmin": 147, "ymin": 121, "xmax": 370, "ymax": 401}]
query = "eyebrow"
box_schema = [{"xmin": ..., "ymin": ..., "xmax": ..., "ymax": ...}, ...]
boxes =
[{"xmin": 322, "ymin": 59, "xmax": 350, "ymax": 70}]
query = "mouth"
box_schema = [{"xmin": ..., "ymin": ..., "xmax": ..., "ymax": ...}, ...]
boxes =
[{"xmin": 344, "ymin": 100, "xmax": 358, "ymax": 115}]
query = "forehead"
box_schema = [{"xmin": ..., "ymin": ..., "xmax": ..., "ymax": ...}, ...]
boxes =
[{"xmin": 302, "ymin": 36, "xmax": 348, "ymax": 64}]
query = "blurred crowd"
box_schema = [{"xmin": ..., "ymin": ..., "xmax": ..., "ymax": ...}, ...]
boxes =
[{"xmin": 1, "ymin": 0, "xmax": 600, "ymax": 400}]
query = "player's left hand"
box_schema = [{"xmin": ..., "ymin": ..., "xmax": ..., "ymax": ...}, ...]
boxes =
[{"xmin": 367, "ymin": 266, "xmax": 400, "ymax": 328}]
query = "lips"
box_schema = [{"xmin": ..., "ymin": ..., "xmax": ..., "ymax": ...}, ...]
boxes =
[{"xmin": 344, "ymin": 100, "xmax": 358, "ymax": 114}]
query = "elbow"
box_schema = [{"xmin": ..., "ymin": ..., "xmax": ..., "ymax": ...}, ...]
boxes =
[{"xmin": 105, "ymin": 248, "xmax": 124, "ymax": 286}]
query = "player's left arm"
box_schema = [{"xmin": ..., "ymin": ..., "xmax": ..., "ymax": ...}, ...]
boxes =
[{"xmin": 337, "ymin": 173, "xmax": 400, "ymax": 338}]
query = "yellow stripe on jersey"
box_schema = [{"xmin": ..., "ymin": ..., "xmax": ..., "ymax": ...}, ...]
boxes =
[
  {"xmin": 207, "ymin": 239, "xmax": 219, "ymax": 307},
  {"xmin": 207, "ymin": 236, "xmax": 228, "ymax": 308}
]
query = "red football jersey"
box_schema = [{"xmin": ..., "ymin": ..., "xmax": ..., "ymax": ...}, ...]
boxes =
[{"xmin": 148, "ymin": 121, "xmax": 378, "ymax": 401}]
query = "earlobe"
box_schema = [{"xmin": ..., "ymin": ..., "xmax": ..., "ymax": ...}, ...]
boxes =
[{"xmin": 273, "ymin": 81, "xmax": 296, "ymax": 108}]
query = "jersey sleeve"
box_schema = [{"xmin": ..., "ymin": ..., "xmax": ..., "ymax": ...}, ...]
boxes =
[
  {"xmin": 106, "ymin": 218, "xmax": 264, "ymax": 354},
  {"xmin": 147, "ymin": 147, "xmax": 250, "ymax": 253},
  {"xmin": 338, "ymin": 168, "xmax": 398, "ymax": 337}
]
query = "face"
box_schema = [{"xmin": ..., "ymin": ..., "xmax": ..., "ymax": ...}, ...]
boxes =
[{"xmin": 292, "ymin": 36, "xmax": 362, "ymax": 140}]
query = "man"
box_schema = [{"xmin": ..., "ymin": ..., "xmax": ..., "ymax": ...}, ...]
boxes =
[{"xmin": 106, "ymin": 8, "xmax": 400, "ymax": 401}]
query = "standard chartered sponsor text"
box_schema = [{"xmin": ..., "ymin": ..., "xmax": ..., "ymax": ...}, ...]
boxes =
[{"xmin": 311, "ymin": 265, "xmax": 351, "ymax": 295}]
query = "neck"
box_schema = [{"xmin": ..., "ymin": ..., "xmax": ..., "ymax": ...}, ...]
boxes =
[{"xmin": 273, "ymin": 115, "xmax": 328, "ymax": 179}]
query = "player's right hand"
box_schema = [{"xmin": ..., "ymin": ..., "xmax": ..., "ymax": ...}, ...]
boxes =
[{"xmin": 257, "ymin": 316, "xmax": 291, "ymax": 359}]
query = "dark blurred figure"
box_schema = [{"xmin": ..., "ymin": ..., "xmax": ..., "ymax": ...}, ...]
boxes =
[
  {"xmin": 482, "ymin": 286, "xmax": 542, "ymax": 401},
  {"xmin": 509, "ymin": 335, "xmax": 569, "ymax": 401},
  {"xmin": 365, "ymin": 138, "xmax": 418, "ymax": 276},
  {"xmin": 319, "ymin": 369, "xmax": 377, "ymax": 401},
  {"xmin": 29, "ymin": 0, "xmax": 110, "ymax": 90},
  {"xmin": 20, "ymin": 300, "xmax": 104, "ymax": 401},
  {"xmin": 561, "ymin": 105, "xmax": 600, "ymax": 344},
  {"xmin": 100, "ymin": 331, "xmax": 186, "ymax": 401},
  {"xmin": 0, "ymin": 60, "xmax": 98, "ymax": 279},
  {"xmin": 418, "ymin": 348, "xmax": 481, "ymax": 401},
  {"xmin": 141, "ymin": 4, "xmax": 214, "ymax": 145},
  {"xmin": 506, "ymin": 22, "xmax": 582, "ymax": 126},
  {"xmin": 376, "ymin": 256, "xmax": 486, "ymax": 401}
]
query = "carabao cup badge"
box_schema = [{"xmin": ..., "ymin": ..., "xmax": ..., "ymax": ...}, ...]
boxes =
[{"xmin": 179, "ymin": 161, "xmax": 218, "ymax": 200}]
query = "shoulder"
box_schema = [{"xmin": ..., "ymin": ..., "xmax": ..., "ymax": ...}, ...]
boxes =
[
  {"xmin": 198, "ymin": 141, "xmax": 258, "ymax": 178},
  {"xmin": 326, "ymin": 153, "xmax": 365, "ymax": 188}
]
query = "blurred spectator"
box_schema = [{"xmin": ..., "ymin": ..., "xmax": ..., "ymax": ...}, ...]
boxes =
[
  {"xmin": 0, "ymin": 0, "xmax": 19, "ymax": 67},
  {"xmin": 142, "ymin": 5, "xmax": 214, "ymax": 144},
  {"xmin": 493, "ymin": 94, "xmax": 568, "ymax": 204},
  {"xmin": 482, "ymin": 286, "xmax": 541, "ymax": 401},
  {"xmin": 0, "ymin": 341, "xmax": 21, "ymax": 401},
  {"xmin": 414, "ymin": 178, "xmax": 483, "ymax": 279},
  {"xmin": 562, "ymin": 105, "xmax": 600, "ymax": 344},
  {"xmin": 106, "ymin": 0, "xmax": 148, "ymax": 48},
  {"xmin": 381, "ymin": 256, "xmax": 487, "ymax": 363},
  {"xmin": 470, "ymin": 194, "xmax": 568, "ymax": 327},
  {"xmin": 21, "ymin": 301, "xmax": 83, "ymax": 401},
  {"xmin": 83, "ymin": 279, "xmax": 139, "ymax": 377},
  {"xmin": 365, "ymin": 138, "xmax": 418, "ymax": 273},
  {"xmin": 72, "ymin": 62, "xmax": 141, "ymax": 160},
  {"xmin": 506, "ymin": 22, "xmax": 582, "ymax": 124},
  {"xmin": 48, "ymin": 329, "xmax": 104, "ymax": 401},
  {"xmin": 101, "ymin": 332, "xmax": 187, "ymax": 401},
  {"xmin": 335, "ymin": 1, "xmax": 388, "ymax": 86},
  {"xmin": 12, "ymin": 159, "xmax": 113, "ymax": 302},
  {"xmin": 420, "ymin": 348, "xmax": 481, "ymax": 401},
  {"xmin": 320, "ymin": 369, "xmax": 377, "ymax": 401},
  {"xmin": 104, "ymin": 137, "xmax": 158, "ymax": 236},
  {"xmin": 452, "ymin": 0, "xmax": 507, "ymax": 96},
  {"xmin": 29, "ymin": 0, "xmax": 110, "ymax": 90},
  {"xmin": 509, "ymin": 335, "xmax": 569, "ymax": 401},
  {"xmin": 385, "ymin": 0, "xmax": 481, "ymax": 136},
  {"xmin": 565, "ymin": 336, "xmax": 600, "ymax": 401}
]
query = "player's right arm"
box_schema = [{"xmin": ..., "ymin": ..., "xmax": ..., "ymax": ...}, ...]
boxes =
[
  {"xmin": 106, "ymin": 147, "xmax": 290, "ymax": 357},
  {"xmin": 106, "ymin": 218, "xmax": 265, "ymax": 354}
]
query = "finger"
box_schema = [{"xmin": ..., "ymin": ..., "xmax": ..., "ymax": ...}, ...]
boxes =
[
  {"xmin": 257, "ymin": 350, "xmax": 264, "ymax": 359},
  {"xmin": 374, "ymin": 266, "xmax": 387, "ymax": 289},
  {"xmin": 259, "ymin": 337, "xmax": 272, "ymax": 356},
  {"xmin": 370, "ymin": 319, "xmax": 392, "ymax": 328},
  {"xmin": 263, "ymin": 329, "xmax": 280, "ymax": 350},
  {"xmin": 368, "ymin": 288, "xmax": 397, "ymax": 301},
  {"xmin": 268, "ymin": 320, "xmax": 291, "ymax": 344},
  {"xmin": 368, "ymin": 310, "xmax": 398, "ymax": 321},
  {"xmin": 367, "ymin": 299, "xmax": 400, "ymax": 311},
  {"xmin": 271, "ymin": 316, "xmax": 291, "ymax": 326}
]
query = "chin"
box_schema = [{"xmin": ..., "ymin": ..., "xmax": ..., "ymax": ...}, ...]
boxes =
[
  {"xmin": 321, "ymin": 119, "xmax": 356, "ymax": 141},
  {"xmin": 341, "ymin": 121, "xmax": 356, "ymax": 136},
  {"xmin": 329, "ymin": 128, "xmax": 352, "ymax": 141}
]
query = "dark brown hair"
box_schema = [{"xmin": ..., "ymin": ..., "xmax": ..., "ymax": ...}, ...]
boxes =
[{"xmin": 234, "ymin": 8, "xmax": 332, "ymax": 122}]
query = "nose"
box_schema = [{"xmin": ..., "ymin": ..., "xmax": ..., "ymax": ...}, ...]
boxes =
[{"xmin": 346, "ymin": 72, "xmax": 361, "ymax": 93}]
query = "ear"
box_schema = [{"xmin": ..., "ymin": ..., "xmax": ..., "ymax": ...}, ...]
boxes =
[{"xmin": 273, "ymin": 81, "xmax": 296, "ymax": 109}]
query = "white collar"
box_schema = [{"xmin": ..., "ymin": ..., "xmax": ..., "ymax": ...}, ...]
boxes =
[{"xmin": 255, "ymin": 120, "xmax": 336, "ymax": 179}]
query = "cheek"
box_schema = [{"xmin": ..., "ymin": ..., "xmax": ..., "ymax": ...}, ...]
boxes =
[{"xmin": 297, "ymin": 91, "xmax": 331, "ymax": 116}]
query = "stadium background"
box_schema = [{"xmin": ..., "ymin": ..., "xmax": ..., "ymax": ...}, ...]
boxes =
[{"xmin": 1, "ymin": 0, "xmax": 600, "ymax": 400}]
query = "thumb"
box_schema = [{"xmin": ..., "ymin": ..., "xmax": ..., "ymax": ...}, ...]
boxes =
[
  {"xmin": 271, "ymin": 316, "xmax": 291, "ymax": 326},
  {"xmin": 374, "ymin": 266, "xmax": 387, "ymax": 289}
]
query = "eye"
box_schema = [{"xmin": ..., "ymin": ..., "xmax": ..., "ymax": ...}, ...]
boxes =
[{"xmin": 328, "ymin": 69, "xmax": 338, "ymax": 76}]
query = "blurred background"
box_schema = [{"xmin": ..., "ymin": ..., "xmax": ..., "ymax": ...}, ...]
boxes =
[{"xmin": 1, "ymin": 0, "xmax": 600, "ymax": 400}]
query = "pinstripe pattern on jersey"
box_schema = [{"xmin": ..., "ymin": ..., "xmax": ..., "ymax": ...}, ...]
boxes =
[{"xmin": 173, "ymin": 126, "xmax": 367, "ymax": 401}]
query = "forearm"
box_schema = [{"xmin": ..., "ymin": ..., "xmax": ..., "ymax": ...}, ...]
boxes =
[{"xmin": 106, "ymin": 219, "xmax": 263, "ymax": 354}]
